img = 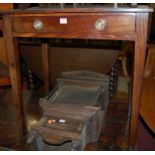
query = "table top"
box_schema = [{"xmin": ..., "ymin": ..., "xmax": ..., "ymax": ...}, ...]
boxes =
[{"xmin": 0, "ymin": 6, "xmax": 153, "ymax": 15}]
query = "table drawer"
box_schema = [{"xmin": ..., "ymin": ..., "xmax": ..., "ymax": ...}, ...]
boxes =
[{"xmin": 12, "ymin": 13, "xmax": 135, "ymax": 40}]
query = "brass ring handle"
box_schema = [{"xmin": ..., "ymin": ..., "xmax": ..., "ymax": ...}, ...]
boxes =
[
  {"xmin": 33, "ymin": 19, "xmax": 43, "ymax": 30},
  {"xmin": 95, "ymin": 19, "xmax": 106, "ymax": 30}
]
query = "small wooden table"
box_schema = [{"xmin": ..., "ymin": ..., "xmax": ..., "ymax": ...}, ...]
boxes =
[{"xmin": 0, "ymin": 6, "xmax": 153, "ymax": 150}]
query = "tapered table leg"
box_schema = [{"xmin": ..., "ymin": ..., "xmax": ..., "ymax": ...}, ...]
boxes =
[
  {"xmin": 41, "ymin": 42, "xmax": 50, "ymax": 92},
  {"xmin": 130, "ymin": 13, "xmax": 149, "ymax": 150},
  {"xmin": 3, "ymin": 15, "xmax": 27, "ymax": 136}
]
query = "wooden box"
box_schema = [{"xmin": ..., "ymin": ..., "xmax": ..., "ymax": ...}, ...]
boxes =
[{"xmin": 28, "ymin": 71, "xmax": 110, "ymax": 150}]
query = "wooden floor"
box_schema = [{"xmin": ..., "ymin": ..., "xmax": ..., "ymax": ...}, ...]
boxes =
[
  {"xmin": 85, "ymin": 93, "xmax": 130, "ymax": 151},
  {"xmin": 0, "ymin": 88, "xmax": 130, "ymax": 151}
]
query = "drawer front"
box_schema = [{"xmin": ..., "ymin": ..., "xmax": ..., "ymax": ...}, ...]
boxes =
[{"xmin": 12, "ymin": 13, "xmax": 135, "ymax": 40}]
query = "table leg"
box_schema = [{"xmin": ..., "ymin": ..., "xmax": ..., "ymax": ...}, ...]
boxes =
[
  {"xmin": 41, "ymin": 43, "xmax": 50, "ymax": 92},
  {"xmin": 130, "ymin": 13, "xmax": 149, "ymax": 149},
  {"xmin": 3, "ymin": 15, "xmax": 26, "ymax": 136}
]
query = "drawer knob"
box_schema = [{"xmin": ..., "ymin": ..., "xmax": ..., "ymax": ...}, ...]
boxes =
[
  {"xmin": 33, "ymin": 20, "xmax": 43, "ymax": 30},
  {"xmin": 95, "ymin": 19, "xmax": 106, "ymax": 30}
]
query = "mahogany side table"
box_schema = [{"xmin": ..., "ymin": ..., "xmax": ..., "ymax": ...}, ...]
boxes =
[{"xmin": 1, "ymin": 6, "xmax": 153, "ymax": 149}]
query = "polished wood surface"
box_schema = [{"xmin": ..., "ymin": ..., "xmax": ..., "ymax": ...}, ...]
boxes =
[
  {"xmin": 0, "ymin": 6, "xmax": 153, "ymax": 14},
  {"xmin": 130, "ymin": 13, "xmax": 149, "ymax": 149},
  {"xmin": 41, "ymin": 43, "xmax": 50, "ymax": 92},
  {"xmin": 140, "ymin": 78, "xmax": 155, "ymax": 133},
  {"xmin": 0, "ymin": 4, "xmax": 13, "ymax": 87},
  {"xmin": 144, "ymin": 43, "xmax": 155, "ymax": 78},
  {"xmin": 3, "ymin": 15, "xmax": 26, "ymax": 136},
  {"xmin": 0, "ymin": 4, "xmax": 13, "ymax": 65},
  {"xmin": 140, "ymin": 43, "xmax": 155, "ymax": 133},
  {"xmin": 12, "ymin": 13, "xmax": 135, "ymax": 40},
  {"xmin": 1, "ymin": 7, "xmax": 153, "ymax": 149},
  {"xmin": 0, "ymin": 37, "xmax": 8, "ymax": 65}
]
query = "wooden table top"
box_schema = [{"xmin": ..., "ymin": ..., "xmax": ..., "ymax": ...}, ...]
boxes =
[{"xmin": 0, "ymin": 6, "xmax": 153, "ymax": 15}]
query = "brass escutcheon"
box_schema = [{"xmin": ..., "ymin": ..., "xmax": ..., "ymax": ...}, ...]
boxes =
[
  {"xmin": 33, "ymin": 19, "xmax": 43, "ymax": 30},
  {"xmin": 95, "ymin": 19, "xmax": 106, "ymax": 30}
]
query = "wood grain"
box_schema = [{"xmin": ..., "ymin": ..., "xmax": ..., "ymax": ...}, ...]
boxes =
[
  {"xmin": 144, "ymin": 44, "xmax": 155, "ymax": 78},
  {"xmin": 0, "ymin": 38, "xmax": 8, "ymax": 65},
  {"xmin": 12, "ymin": 13, "xmax": 135, "ymax": 40},
  {"xmin": 41, "ymin": 42, "xmax": 50, "ymax": 92},
  {"xmin": 0, "ymin": 4, "xmax": 13, "ymax": 64},
  {"xmin": 3, "ymin": 15, "xmax": 27, "ymax": 136},
  {"xmin": 140, "ymin": 78, "xmax": 155, "ymax": 133},
  {"xmin": 130, "ymin": 13, "xmax": 149, "ymax": 150},
  {"xmin": 0, "ymin": 7, "xmax": 153, "ymax": 15}
]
